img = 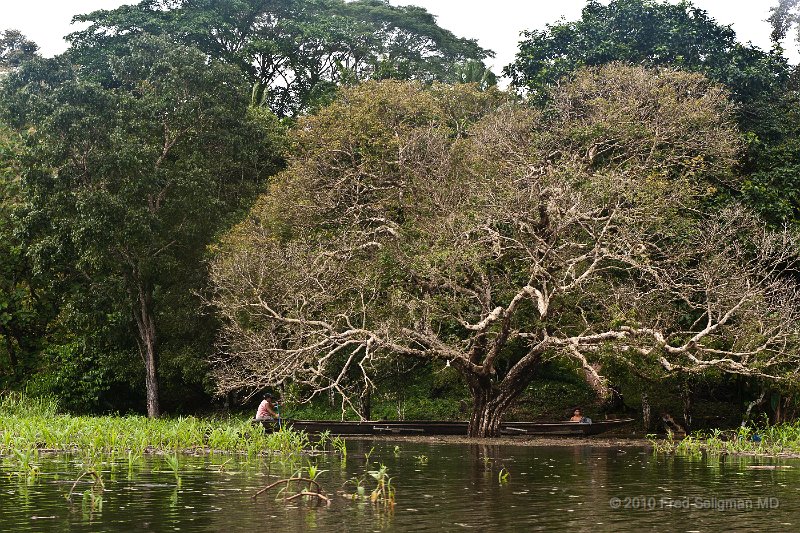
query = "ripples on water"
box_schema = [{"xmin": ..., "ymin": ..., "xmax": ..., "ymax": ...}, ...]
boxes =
[{"xmin": 0, "ymin": 441, "xmax": 796, "ymax": 532}]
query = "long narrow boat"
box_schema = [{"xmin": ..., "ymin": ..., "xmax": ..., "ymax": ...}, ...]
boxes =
[{"xmin": 256, "ymin": 418, "xmax": 634, "ymax": 437}]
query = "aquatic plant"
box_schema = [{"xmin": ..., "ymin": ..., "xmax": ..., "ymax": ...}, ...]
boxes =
[
  {"xmin": 498, "ymin": 467, "xmax": 509, "ymax": 485},
  {"xmin": 331, "ymin": 436, "xmax": 347, "ymax": 459},
  {"xmin": 66, "ymin": 469, "xmax": 105, "ymax": 502},
  {"xmin": 348, "ymin": 477, "xmax": 367, "ymax": 501},
  {"xmin": 364, "ymin": 446, "xmax": 375, "ymax": 464},
  {"xmin": 163, "ymin": 454, "xmax": 182, "ymax": 487},
  {"xmin": 650, "ymin": 419, "xmax": 800, "ymax": 457},
  {"xmin": 367, "ymin": 464, "xmax": 395, "ymax": 506},
  {"xmin": 315, "ymin": 430, "xmax": 331, "ymax": 451},
  {"xmin": 674, "ymin": 435, "xmax": 703, "ymax": 457},
  {"xmin": 0, "ymin": 397, "xmax": 314, "ymax": 458},
  {"xmin": 214, "ymin": 458, "xmax": 233, "ymax": 473},
  {"xmin": 9, "ymin": 447, "xmax": 40, "ymax": 481},
  {"xmin": 306, "ymin": 462, "xmax": 327, "ymax": 481}
]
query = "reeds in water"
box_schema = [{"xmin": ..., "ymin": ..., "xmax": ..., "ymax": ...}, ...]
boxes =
[
  {"xmin": 0, "ymin": 392, "xmax": 311, "ymax": 460},
  {"xmin": 650, "ymin": 420, "xmax": 800, "ymax": 457}
]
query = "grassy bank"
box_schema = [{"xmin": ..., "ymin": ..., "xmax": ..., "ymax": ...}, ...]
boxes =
[
  {"xmin": 651, "ymin": 422, "xmax": 800, "ymax": 457},
  {"xmin": 0, "ymin": 393, "xmax": 309, "ymax": 457}
]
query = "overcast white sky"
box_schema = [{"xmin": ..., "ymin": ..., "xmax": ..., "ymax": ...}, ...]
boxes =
[{"xmin": 2, "ymin": 0, "xmax": 797, "ymax": 72}]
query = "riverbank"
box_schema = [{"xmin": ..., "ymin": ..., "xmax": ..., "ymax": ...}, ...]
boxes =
[{"xmin": 5, "ymin": 394, "xmax": 800, "ymax": 459}]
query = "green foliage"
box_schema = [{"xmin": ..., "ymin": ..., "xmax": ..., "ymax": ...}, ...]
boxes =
[
  {"xmin": 768, "ymin": 0, "xmax": 800, "ymax": 45},
  {"xmin": 0, "ymin": 391, "xmax": 58, "ymax": 417},
  {"xmin": 504, "ymin": 0, "xmax": 800, "ymax": 226},
  {"xmin": 68, "ymin": 0, "xmax": 492, "ymax": 116},
  {"xmin": 741, "ymin": 90, "xmax": 800, "ymax": 224},
  {"xmin": 0, "ymin": 29, "xmax": 39, "ymax": 71},
  {"xmin": 282, "ymin": 395, "xmax": 466, "ymax": 422},
  {"xmin": 0, "ymin": 34, "xmax": 285, "ymax": 415},
  {"xmin": 512, "ymin": 364, "xmax": 598, "ymax": 421},
  {"xmin": 653, "ymin": 420, "xmax": 800, "ymax": 456},
  {"xmin": 0, "ymin": 123, "xmax": 53, "ymax": 388},
  {"xmin": 24, "ymin": 340, "xmax": 140, "ymax": 414},
  {"xmin": 450, "ymin": 60, "xmax": 498, "ymax": 90},
  {"xmin": 506, "ymin": 0, "xmax": 789, "ymax": 121}
]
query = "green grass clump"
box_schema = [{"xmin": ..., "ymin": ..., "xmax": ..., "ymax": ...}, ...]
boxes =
[
  {"xmin": 0, "ymin": 393, "xmax": 310, "ymax": 458},
  {"xmin": 650, "ymin": 420, "xmax": 800, "ymax": 457}
]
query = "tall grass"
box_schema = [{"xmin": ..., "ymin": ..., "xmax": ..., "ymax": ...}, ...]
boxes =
[
  {"xmin": 0, "ymin": 393, "xmax": 310, "ymax": 457},
  {"xmin": 0, "ymin": 392, "xmax": 59, "ymax": 417},
  {"xmin": 650, "ymin": 420, "xmax": 800, "ymax": 456}
]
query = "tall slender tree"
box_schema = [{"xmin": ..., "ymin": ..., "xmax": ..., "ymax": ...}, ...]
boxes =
[{"xmin": 1, "ymin": 36, "xmax": 284, "ymax": 416}]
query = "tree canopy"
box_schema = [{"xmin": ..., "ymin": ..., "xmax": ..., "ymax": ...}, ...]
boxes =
[
  {"xmin": 0, "ymin": 30, "xmax": 39, "ymax": 72},
  {"xmin": 504, "ymin": 0, "xmax": 800, "ymax": 229},
  {"xmin": 504, "ymin": 0, "xmax": 788, "ymax": 127},
  {"xmin": 768, "ymin": 0, "xmax": 800, "ymax": 46},
  {"xmin": 0, "ymin": 123, "xmax": 49, "ymax": 387},
  {"xmin": 210, "ymin": 68, "xmax": 800, "ymax": 436},
  {"xmin": 1, "ymin": 35, "xmax": 285, "ymax": 416},
  {"xmin": 68, "ymin": 0, "xmax": 493, "ymax": 116}
]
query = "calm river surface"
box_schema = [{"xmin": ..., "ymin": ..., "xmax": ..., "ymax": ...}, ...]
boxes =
[{"xmin": 1, "ymin": 439, "xmax": 797, "ymax": 532}]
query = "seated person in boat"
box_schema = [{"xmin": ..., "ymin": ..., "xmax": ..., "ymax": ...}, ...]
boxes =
[
  {"xmin": 568, "ymin": 408, "xmax": 592, "ymax": 424},
  {"xmin": 255, "ymin": 393, "xmax": 280, "ymax": 421}
]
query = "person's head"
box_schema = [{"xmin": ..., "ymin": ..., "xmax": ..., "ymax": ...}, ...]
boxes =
[
  {"xmin": 573, "ymin": 408, "xmax": 582, "ymax": 416},
  {"xmin": 263, "ymin": 393, "xmax": 274, "ymax": 402}
]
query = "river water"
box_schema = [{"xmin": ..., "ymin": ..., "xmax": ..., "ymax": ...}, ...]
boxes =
[{"xmin": 0, "ymin": 439, "xmax": 796, "ymax": 532}]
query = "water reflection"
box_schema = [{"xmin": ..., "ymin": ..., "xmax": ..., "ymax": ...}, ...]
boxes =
[{"xmin": 0, "ymin": 441, "xmax": 797, "ymax": 532}]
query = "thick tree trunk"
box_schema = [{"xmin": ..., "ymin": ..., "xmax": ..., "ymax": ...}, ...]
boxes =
[
  {"xmin": 466, "ymin": 376, "xmax": 527, "ymax": 437},
  {"xmin": 359, "ymin": 385, "xmax": 371, "ymax": 421},
  {"xmin": 132, "ymin": 277, "xmax": 160, "ymax": 418},
  {"xmin": 462, "ymin": 351, "xmax": 544, "ymax": 438},
  {"xmin": 468, "ymin": 379, "xmax": 499, "ymax": 437}
]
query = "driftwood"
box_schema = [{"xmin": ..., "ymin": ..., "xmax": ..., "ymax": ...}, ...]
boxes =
[
  {"xmin": 252, "ymin": 477, "xmax": 330, "ymax": 506},
  {"xmin": 285, "ymin": 491, "xmax": 331, "ymax": 503}
]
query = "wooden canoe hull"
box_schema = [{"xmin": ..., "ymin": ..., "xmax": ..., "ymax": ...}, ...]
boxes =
[{"xmin": 256, "ymin": 418, "xmax": 634, "ymax": 436}]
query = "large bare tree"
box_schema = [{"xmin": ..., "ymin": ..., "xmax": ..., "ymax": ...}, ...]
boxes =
[{"xmin": 211, "ymin": 66, "xmax": 800, "ymax": 436}]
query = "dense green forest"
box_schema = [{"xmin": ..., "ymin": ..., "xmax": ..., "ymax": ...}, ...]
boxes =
[{"xmin": 3, "ymin": 0, "xmax": 800, "ymax": 436}]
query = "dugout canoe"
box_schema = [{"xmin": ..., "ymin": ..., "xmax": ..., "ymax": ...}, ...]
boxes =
[{"xmin": 255, "ymin": 418, "xmax": 634, "ymax": 436}]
